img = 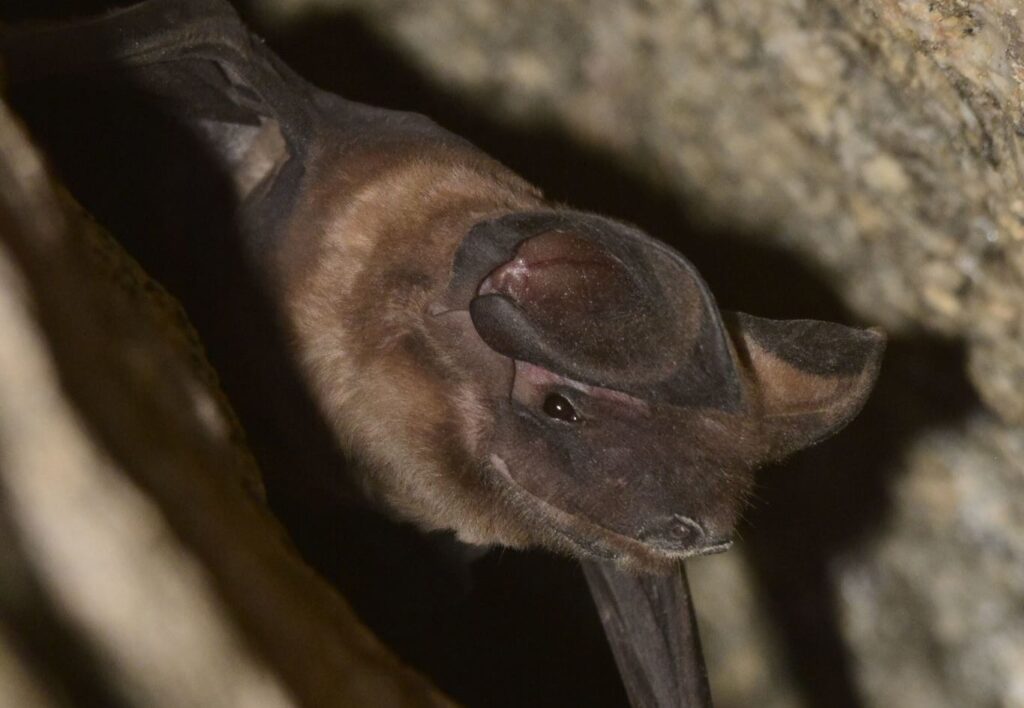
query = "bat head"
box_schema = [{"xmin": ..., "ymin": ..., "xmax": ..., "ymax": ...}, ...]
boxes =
[{"xmin": 429, "ymin": 212, "xmax": 884, "ymax": 569}]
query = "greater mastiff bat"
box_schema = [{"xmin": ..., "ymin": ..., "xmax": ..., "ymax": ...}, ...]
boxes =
[{"xmin": 2, "ymin": 0, "xmax": 884, "ymax": 704}]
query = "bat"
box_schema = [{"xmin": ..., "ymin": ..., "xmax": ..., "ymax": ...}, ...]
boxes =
[{"xmin": 1, "ymin": 0, "xmax": 884, "ymax": 704}]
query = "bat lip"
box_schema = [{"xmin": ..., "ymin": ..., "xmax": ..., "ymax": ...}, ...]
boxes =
[
  {"xmin": 488, "ymin": 454, "xmax": 734, "ymax": 569},
  {"xmin": 695, "ymin": 539, "xmax": 733, "ymax": 555},
  {"xmin": 636, "ymin": 538, "xmax": 734, "ymax": 560}
]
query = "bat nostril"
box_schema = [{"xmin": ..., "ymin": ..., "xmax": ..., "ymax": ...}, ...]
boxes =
[
  {"xmin": 668, "ymin": 515, "xmax": 705, "ymax": 544},
  {"xmin": 642, "ymin": 514, "xmax": 707, "ymax": 550}
]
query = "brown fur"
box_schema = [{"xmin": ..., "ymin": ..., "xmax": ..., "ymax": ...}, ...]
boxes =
[{"xmin": 275, "ymin": 138, "xmax": 547, "ymax": 549}]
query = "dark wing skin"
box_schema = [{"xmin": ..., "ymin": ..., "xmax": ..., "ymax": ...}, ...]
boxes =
[
  {"xmin": 2, "ymin": 0, "xmax": 310, "ymax": 249},
  {"xmin": 0, "ymin": 0, "xmax": 470, "ymax": 255},
  {"xmin": 1, "ymin": 2, "xmax": 886, "ymax": 706},
  {"xmin": 582, "ymin": 560, "xmax": 712, "ymax": 708}
]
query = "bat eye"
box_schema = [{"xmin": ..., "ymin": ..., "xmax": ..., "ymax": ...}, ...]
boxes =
[{"xmin": 543, "ymin": 393, "xmax": 580, "ymax": 423}]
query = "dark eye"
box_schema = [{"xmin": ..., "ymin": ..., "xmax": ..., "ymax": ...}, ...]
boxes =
[{"xmin": 543, "ymin": 393, "xmax": 580, "ymax": 422}]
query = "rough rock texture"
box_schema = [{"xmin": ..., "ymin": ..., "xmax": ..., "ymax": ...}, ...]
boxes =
[
  {"xmin": 241, "ymin": 1, "xmax": 1024, "ymax": 706},
  {"xmin": 838, "ymin": 415, "xmax": 1024, "ymax": 708},
  {"xmin": 0, "ymin": 98, "xmax": 456, "ymax": 708}
]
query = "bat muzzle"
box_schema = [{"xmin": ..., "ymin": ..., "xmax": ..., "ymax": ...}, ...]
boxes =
[{"xmin": 638, "ymin": 515, "xmax": 734, "ymax": 556}]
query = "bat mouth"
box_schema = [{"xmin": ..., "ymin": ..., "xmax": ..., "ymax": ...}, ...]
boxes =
[
  {"xmin": 641, "ymin": 536, "xmax": 735, "ymax": 556},
  {"xmin": 488, "ymin": 454, "xmax": 734, "ymax": 570}
]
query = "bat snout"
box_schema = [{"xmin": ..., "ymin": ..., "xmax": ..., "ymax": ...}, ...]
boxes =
[{"xmin": 639, "ymin": 514, "xmax": 733, "ymax": 556}]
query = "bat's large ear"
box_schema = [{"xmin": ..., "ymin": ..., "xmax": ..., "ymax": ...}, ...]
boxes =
[{"xmin": 725, "ymin": 313, "xmax": 885, "ymax": 460}]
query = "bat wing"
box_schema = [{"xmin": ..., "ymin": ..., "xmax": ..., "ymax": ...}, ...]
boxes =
[
  {"xmin": 1, "ymin": 0, "xmax": 325, "ymax": 253},
  {"xmin": 582, "ymin": 559, "xmax": 712, "ymax": 708},
  {"xmin": 2, "ymin": 0, "xmax": 461, "ymax": 255}
]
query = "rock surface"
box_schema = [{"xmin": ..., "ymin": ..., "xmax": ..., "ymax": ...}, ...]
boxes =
[{"xmin": 838, "ymin": 414, "xmax": 1024, "ymax": 708}]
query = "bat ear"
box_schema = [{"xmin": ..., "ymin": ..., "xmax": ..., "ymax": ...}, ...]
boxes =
[
  {"xmin": 725, "ymin": 313, "xmax": 885, "ymax": 461},
  {"xmin": 459, "ymin": 214, "xmax": 744, "ymax": 409}
]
